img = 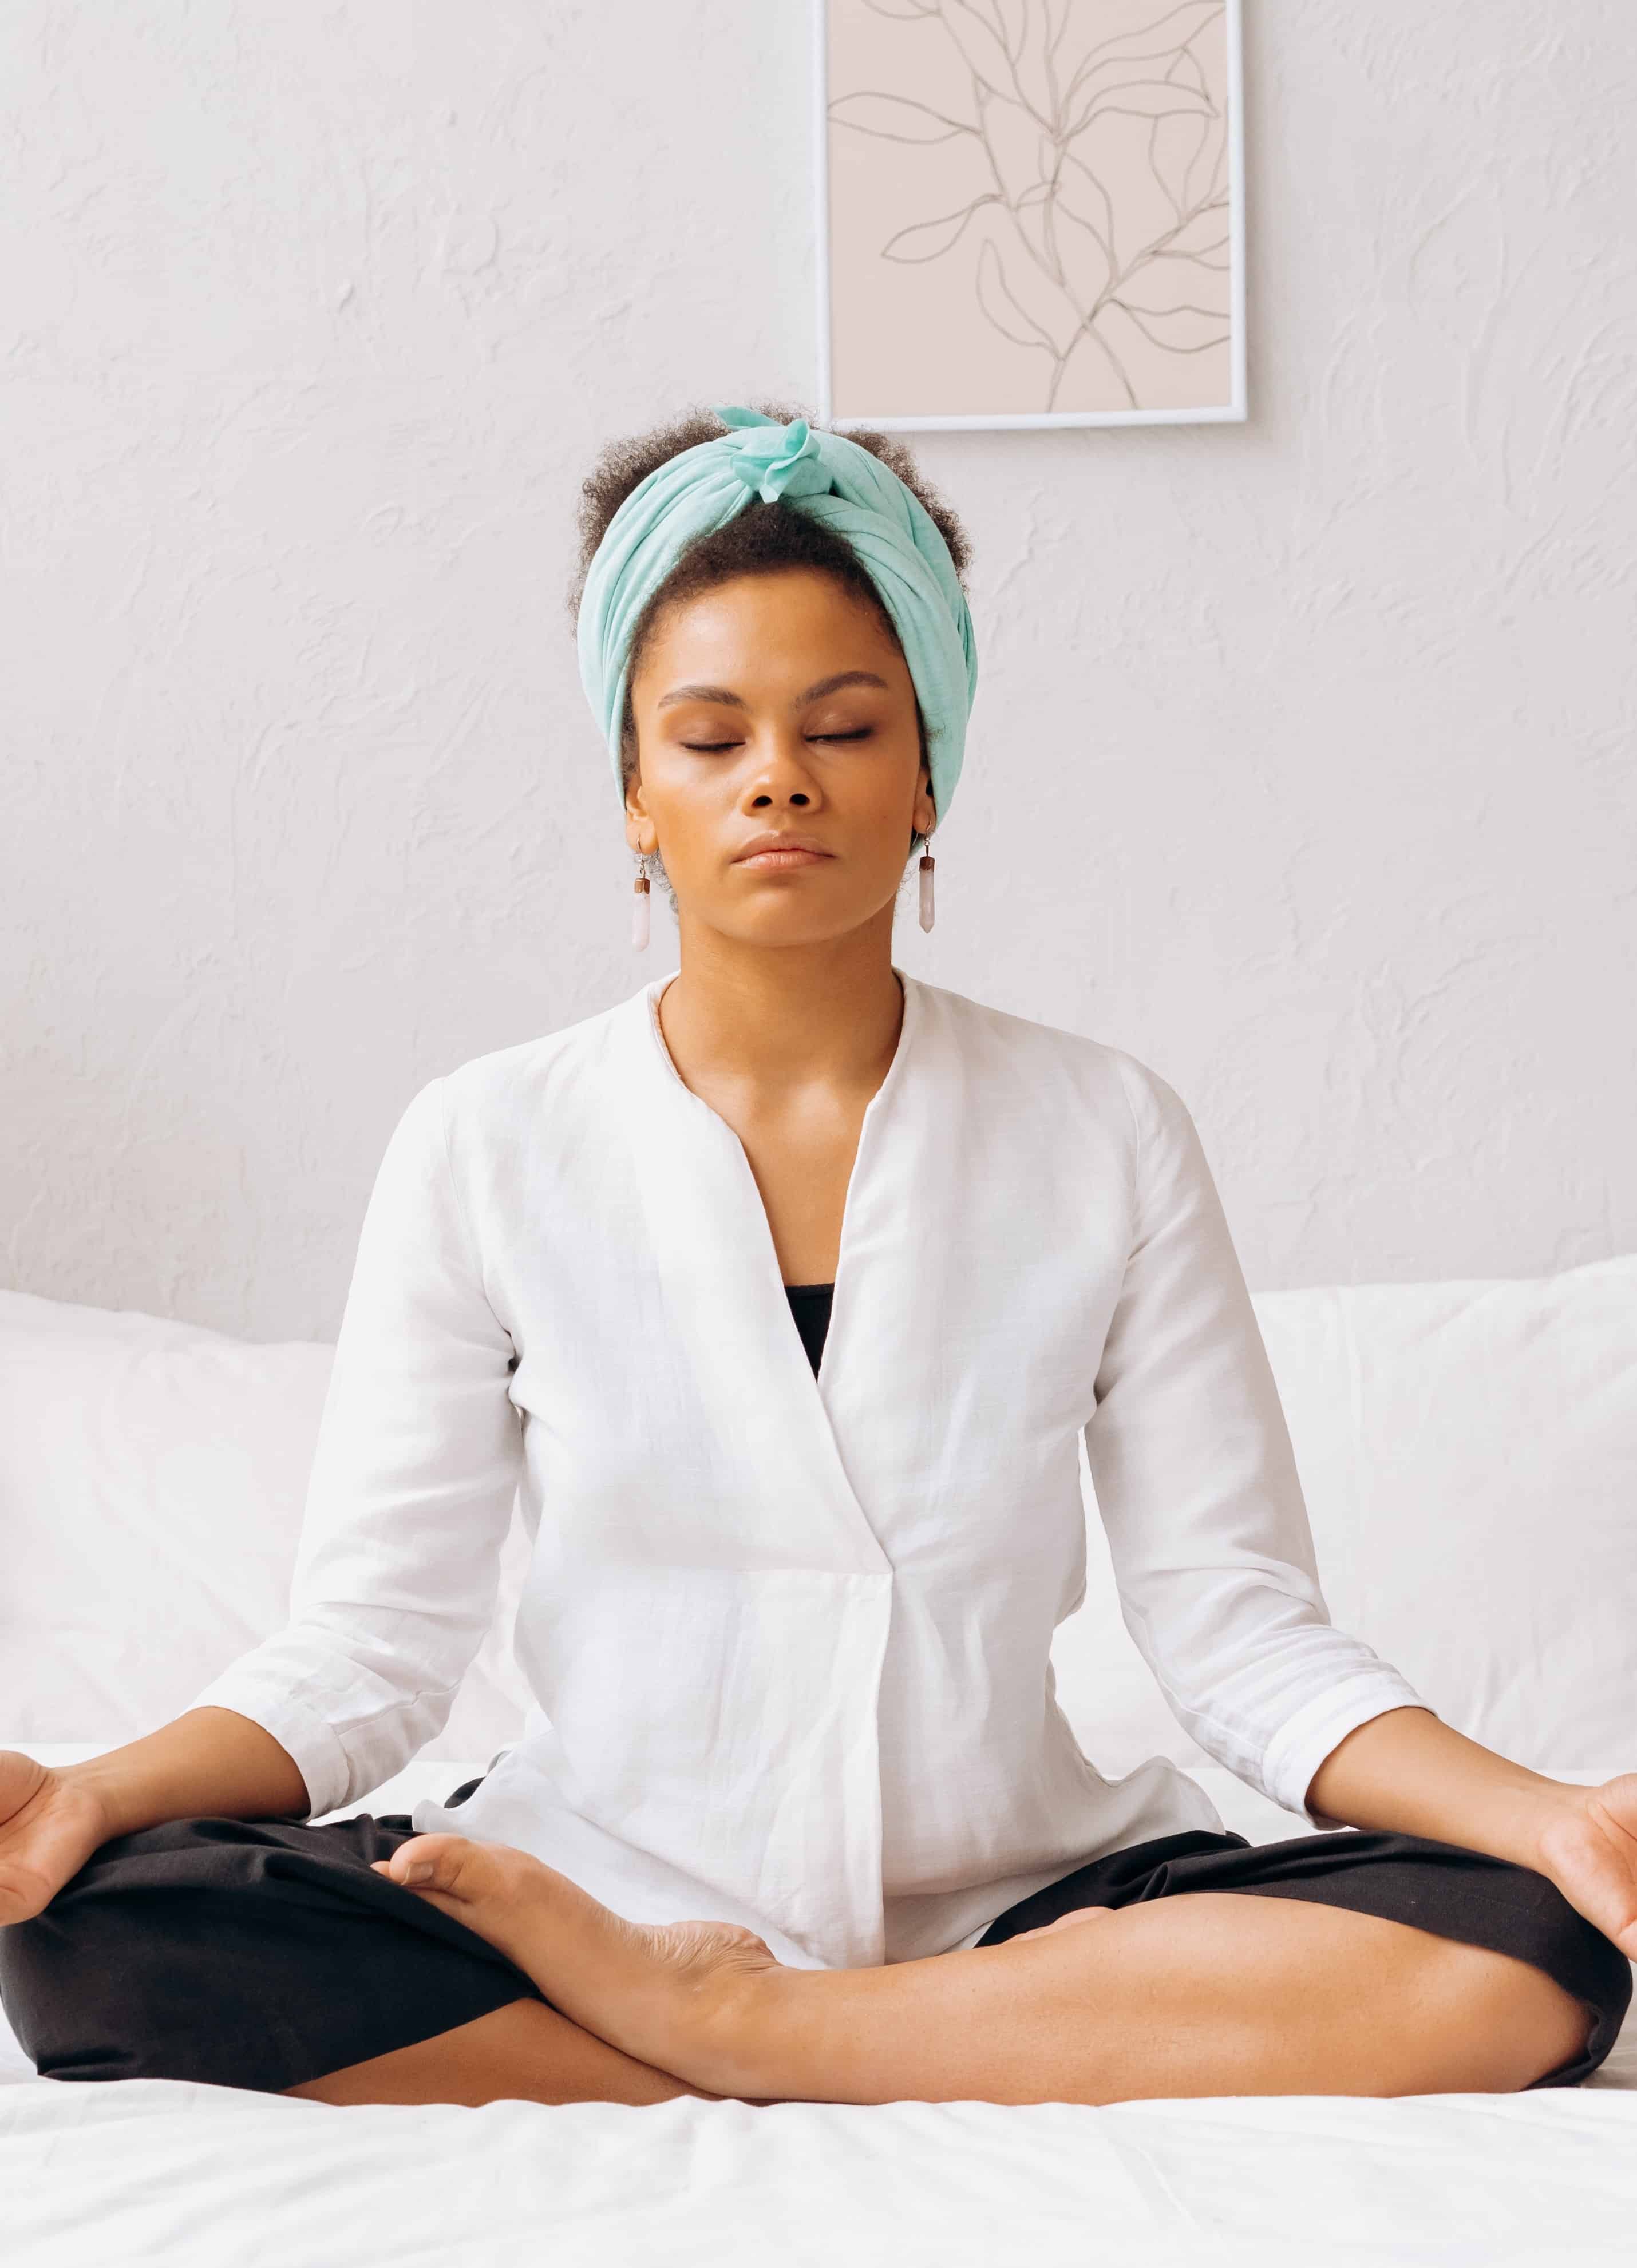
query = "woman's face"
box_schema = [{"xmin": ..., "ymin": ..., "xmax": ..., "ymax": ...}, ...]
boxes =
[{"xmin": 624, "ymin": 568, "xmax": 935, "ymax": 949}]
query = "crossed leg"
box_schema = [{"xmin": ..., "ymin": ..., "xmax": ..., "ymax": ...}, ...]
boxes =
[
  {"xmin": 291, "ymin": 1834, "xmax": 1595, "ymax": 2108},
  {"xmin": 285, "ymin": 1992, "xmax": 719, "ymax": 2107}
]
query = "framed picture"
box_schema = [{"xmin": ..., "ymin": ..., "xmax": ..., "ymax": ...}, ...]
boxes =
[{"xmin": 813, "ymin": 0, "xmax": 1245, "ymax": 430}]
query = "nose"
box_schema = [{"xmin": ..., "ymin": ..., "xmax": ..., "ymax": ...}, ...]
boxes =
[{"xmin": 742, "ymin": 721, "xmax": 823, "ymax": 810}]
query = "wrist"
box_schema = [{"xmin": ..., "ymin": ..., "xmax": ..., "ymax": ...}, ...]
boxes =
[
  {"xmin": 1516, "ymin": 1778, "xmax": 1596, "ymax": 1876},
  {"xmin": 1305, "ymin": 1710, "xmax": 1590, "ymax": 1872},
  {"xmin": 57, "ymin": 1758, "xmax": 141, "ymax": 1843}
]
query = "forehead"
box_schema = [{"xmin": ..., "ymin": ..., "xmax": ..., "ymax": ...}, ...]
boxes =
[{"xmin": 635, "ymin": 569, "xmax": 907, "ymax": 691}]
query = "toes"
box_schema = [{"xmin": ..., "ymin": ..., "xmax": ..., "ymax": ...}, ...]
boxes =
[{"xmin": 370, "ymin": 1834, "xmax": 476, "ymax": 1897}]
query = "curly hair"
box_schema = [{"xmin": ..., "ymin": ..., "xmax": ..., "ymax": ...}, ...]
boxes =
[{"xmin": 566, "ymin": 401, "xmax": 972, "ymax": 887}]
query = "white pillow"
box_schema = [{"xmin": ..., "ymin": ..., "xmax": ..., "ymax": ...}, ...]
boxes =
[
  {"xmin": 1050, "ymin": 1252, "xmax": 1637, "ymax": 1787},
  {"xmin": 8, "ymin": 1249, "xmax": 1634, "ymax": 1791},
  {"xmin": 0, "ymin": 1289, "xmax": 531, "ymax": 1760}
]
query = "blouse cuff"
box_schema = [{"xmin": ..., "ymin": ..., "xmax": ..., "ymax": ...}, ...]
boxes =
[
  {"xmin": 187, "ymin": 1669, "xmax": 355, "ymax": 1821},
  {"xmin": 1260, "ymin": 1675, "xmax": 1434, "ymax": 1831}
]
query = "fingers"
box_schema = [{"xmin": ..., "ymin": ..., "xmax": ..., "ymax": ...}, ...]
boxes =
[{"xmin": 0, "ymin": 1872, "xmax": 50, "ymax": 1928}]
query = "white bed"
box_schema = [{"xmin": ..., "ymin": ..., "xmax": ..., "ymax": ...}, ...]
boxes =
[{"xmin": 3, "ymin": 1258, "xmax": 1635, "ymax": 2263}]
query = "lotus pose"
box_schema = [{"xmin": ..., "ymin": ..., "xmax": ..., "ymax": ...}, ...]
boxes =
[{"xmin": 2, "ymin": 405, "xmax": 1632, "ymax": 2108}]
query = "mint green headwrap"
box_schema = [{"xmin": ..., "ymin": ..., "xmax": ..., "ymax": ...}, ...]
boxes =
[{"xmin": 577, "ymin": 405, "xmax": 978, "ymax": 825}]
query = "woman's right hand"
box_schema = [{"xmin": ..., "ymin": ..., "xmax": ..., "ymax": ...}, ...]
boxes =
[
  {"xmin": 0, "ymin": 1750, "xmax": 114, "ymax": 1927},
  {"xmin": 0, "ymin": 1710, "xmax": 310, "ymax": 1929}
]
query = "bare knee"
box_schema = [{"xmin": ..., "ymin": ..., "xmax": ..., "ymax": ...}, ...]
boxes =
[
  {"xmin": 1083, "ymin": 1893, "xmax": 1593, "ymax": 2100},
  {"xmin": 1426, "ymin": 1938, "xmax": 1592, "ymax": 2093}
]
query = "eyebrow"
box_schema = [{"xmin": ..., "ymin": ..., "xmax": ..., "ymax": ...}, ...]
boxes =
[{"xmin": 654, "ymin": 669, "xmax": 891, "ymax": 712}]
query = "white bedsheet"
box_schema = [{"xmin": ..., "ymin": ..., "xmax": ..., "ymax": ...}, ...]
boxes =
[{"xmin": 5, "ymin": 1758, "xmax": 1634, "ymax": 2266}]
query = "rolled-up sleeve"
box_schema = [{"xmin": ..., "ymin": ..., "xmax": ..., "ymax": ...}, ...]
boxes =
[
  {"xmin": 190, "ymin": 1076, "xmax": 523, "ymax": 1816},
  {"xmin": 1084, "ymin": 1053, "xmax": 1429, "ymax": 1829}
]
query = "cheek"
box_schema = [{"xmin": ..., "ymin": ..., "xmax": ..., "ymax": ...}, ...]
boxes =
[
  {"xmin": 852, "ymin": 723, "xmax": 927, "ymax": 812},
  {"xmin": 635, "ymin": 756, "xmax": 731, "ymax": 840}
]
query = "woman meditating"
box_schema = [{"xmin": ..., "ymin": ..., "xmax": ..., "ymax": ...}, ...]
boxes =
[{"xmin": 2, "ymin": 404, "xmax": 1632, "ymax": 2107}]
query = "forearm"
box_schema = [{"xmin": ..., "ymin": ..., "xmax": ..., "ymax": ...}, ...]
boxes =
[
  {"xmin": 57, "ymin": 1707, "xmax": 310, "ymax": 1839},
  {"xmin": 1304, "ymin": 1704, "xmax": 1581, "ymax": 1871}
]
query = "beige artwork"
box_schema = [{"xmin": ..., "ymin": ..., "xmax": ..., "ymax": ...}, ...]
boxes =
[{"xmin": 817, "ymin": 0, "xmax": 1243, "ymax": 427}]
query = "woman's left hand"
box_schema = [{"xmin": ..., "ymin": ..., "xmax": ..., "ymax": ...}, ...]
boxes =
[{"xmin": 1531, "ymin": 1775, "xmax": 1637, "ymax": 1960}]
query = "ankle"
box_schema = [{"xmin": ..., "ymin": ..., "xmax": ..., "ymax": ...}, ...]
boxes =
[{"xmin": 682, "ymin": 1959, "xmax": 798, "ymax": 2100}]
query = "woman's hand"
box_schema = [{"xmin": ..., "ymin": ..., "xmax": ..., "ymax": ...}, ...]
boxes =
[
  {"xmin": 1531, "ymin": 1774, "xmax": 1637, "ymax": 1961},
  {"xmin": 0, "ymin": 1750, "xmax": 115, "ymax": 1927}
]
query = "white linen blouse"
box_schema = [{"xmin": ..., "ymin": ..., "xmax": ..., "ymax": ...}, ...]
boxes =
[{"xmin": 193, "ymin": 969, "xmax": 1429, "ymax": 1969}]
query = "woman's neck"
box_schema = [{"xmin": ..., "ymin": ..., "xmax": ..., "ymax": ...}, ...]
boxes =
[{"xmin": 658, "ymin": 918, "xmax": 904, "ymax": 1105}]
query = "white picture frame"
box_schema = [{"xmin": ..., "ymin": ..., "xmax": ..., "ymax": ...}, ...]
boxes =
[{"xmin": 813, "ymin": 0, "xmax": 1247, "ymax": 431}]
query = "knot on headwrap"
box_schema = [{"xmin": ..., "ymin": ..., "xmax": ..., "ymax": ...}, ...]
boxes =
[
  {"xmin": 577, "ymin": 404, "xmax": 978, "ymax": 826},
  {"xmin": 720, "ymin": 415, "xmax": 834, "ymax": 504}
]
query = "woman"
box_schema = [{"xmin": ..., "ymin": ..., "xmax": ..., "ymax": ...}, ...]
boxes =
[{"xmin": 2, "ymin": 404, "xmax": 1632, "ymax": 2109}]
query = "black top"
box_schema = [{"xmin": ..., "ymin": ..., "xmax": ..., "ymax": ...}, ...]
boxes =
[{"xmin": 784, "ymin": 1281, "xmax": 835, "ymax": 1376}]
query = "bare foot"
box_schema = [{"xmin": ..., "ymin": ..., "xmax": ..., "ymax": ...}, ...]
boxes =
[{"xmin": 371, "ymin": 1834, "xmax": 782, "ymax": 2094}]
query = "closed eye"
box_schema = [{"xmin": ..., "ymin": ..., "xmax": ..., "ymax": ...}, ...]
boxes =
[{"xmin": 681, "ymin": 729, "xmax": 873, "ymax": 751}]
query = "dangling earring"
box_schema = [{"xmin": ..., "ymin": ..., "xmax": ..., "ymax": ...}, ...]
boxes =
[
  {"xmin": 918, "ymin": 842, "xmax": 936, "ymax": 933},
  {"xmin": 631, "ymin": 850, "xmax": 654, "ymax": 951}
]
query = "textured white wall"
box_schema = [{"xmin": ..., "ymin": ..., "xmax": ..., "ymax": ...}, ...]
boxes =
[{"xmin": 5, "ymin": 3, "xmax": 1634, "ymax": 1343}]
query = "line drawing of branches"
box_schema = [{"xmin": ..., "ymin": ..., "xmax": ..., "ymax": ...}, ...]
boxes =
[{"xmin": 833, "ymin": 0, "xmax": 1233, "ymax": 411}]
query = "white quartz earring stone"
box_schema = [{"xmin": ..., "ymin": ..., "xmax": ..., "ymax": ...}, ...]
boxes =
[
  {"xmin": 632, "ymin": 872, "xmax": 651, "ymax": 951},
  {"xmin": 918, "ymin": 852, "xmax": 936, "ymax": 934}
]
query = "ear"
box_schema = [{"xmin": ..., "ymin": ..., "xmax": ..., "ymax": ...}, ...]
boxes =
[
  {"xmin": 912, "ymin": 762, "xmax": 937, "ymax": 840},
  {"xmin": 624, "ymin": 779, "xmax": 658, "ymax": 858}
]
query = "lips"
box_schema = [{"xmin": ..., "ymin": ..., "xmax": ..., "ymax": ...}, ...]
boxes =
[{"xmin": 733, "ymin": 836, "xmax": 834, "ymax": 867}]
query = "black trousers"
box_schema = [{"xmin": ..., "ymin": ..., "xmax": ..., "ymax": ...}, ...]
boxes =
[{"xmin": 2, "ymin": 1775, "xmax": 1628, "ymax": 2096}]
